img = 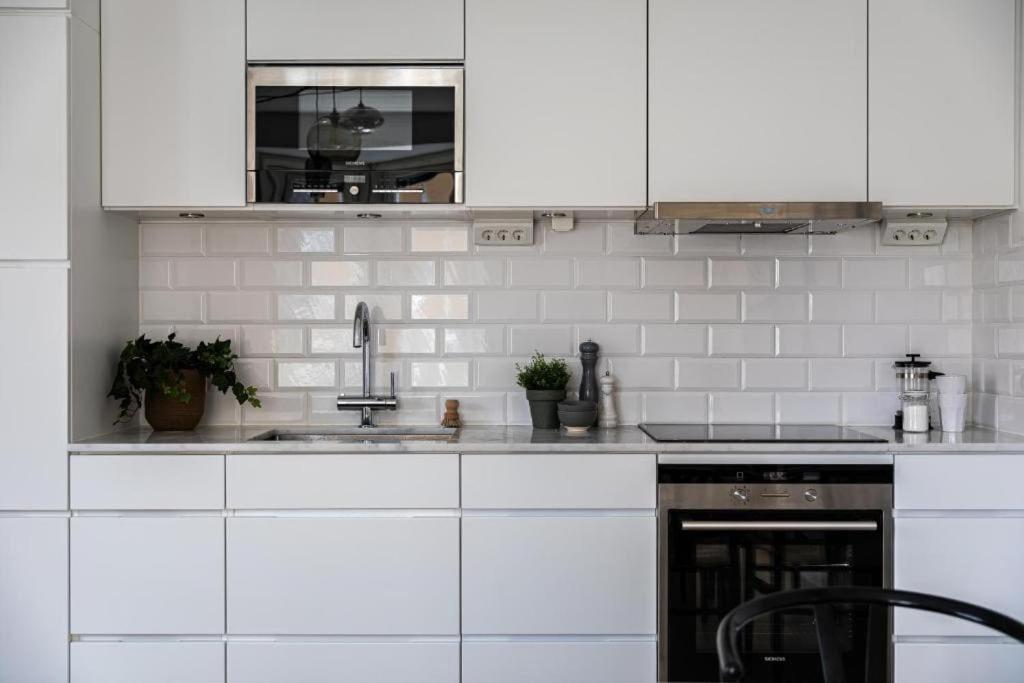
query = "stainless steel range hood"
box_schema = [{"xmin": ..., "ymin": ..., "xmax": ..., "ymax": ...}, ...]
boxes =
[{"xmin": 635, "ymin": 202, "xmax": 883, "ymax": 236}]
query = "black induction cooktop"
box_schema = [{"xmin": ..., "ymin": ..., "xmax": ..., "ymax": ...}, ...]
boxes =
[{"xmin": 638, "ymin": 423, "xmax": 888, "ymax": 443}]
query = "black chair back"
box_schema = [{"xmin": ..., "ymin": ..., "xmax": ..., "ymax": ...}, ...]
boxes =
[{"xmin": 716, "ymin": 586, "xmax": 1024, "ymax": 683}]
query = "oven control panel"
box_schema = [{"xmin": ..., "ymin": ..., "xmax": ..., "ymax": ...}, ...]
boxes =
[{"xmin": 728, "ymin": 484, "xmax": 822, "ymax": 507}]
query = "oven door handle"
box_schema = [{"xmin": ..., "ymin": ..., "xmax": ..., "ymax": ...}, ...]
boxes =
[{"xmin": 680, "ymin": 520, "xmax": 877, "ymax": 531}]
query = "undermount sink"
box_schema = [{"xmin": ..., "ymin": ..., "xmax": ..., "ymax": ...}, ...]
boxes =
[{"xmin": 249, "ymin": 427, "xmax": 457, "ymax": 442}]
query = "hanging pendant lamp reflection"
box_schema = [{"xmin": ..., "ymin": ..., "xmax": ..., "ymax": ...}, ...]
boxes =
[
  {"xmin": 340, "ymin": 88, "xmax": 385, "ymax": 135},
  {"xmin": 305, "ymin": 86, "xmax": 361, "ymax": 162}
]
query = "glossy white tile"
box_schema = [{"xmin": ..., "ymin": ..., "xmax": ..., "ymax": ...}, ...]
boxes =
[
  {"xmin": 310, "ymin": 261, "xmax": 371, "ymax": 287},
  {"xmin": 607, "ymin": 222, "xmax": 672, "ymax": 255},
  {"xmin": 172, "ymin": 259, "xmax": 237, "ymax": 289},
  {"xmin": 278, "ymin": 293, "xmax": 336, "ymax": 321},
  {"xmin": 577, "ymin": 258, "xmax": 639, "ymax": 289},
  {"xmin": 809, "ymin": 358, "xmax": 874, "ymax": 390},
  {"xmin": 543, "ymin": 290, "xmax": 607, "ymax": 322},
  {"xmin": 241, "ymin": 261, "xmax": 303, "ymax": 288},
  {"xmin": 776, "ymin": 325, "xmax": 843, "ymax": 357},
  {"xmin": 743, "ymin": 359, "xmax": 808, "ymax": 390},
  {"xmin": 575, "ymin": 324, "xmax": 640, "ymax": 355},
  {"xmin": 140, "ymin": 224, "xmax": 203, "ymax": 256},
  {"xmin": 443, "ymin": 259, "xmax": 504, "ymax": 287},
  {"xmin": 443, "ymin": 326, "xmax": 505, "ymax": 355},
  {"xmin": 642, "ymin": 324, "xmax": 707, "ymax": 356},
  {"xmin": 410, "ymin": 293, "xmax": 469, "ymax": 320},
  {"xmin": 710, "ymin": 392, "xmax": 774, "ymax": 423},
  {"xmin": 843, "ymin": 258, "xmax": 908, "ymax": 289},
  {"xmin": 141, "ymin": 291, "xmax": 203, "ymax": 322},
  {"xmin": 206, "ymin": 224, "xmax": 270, "ymax": 255},
  {"xmin": 276, "ymin": 226, "xmax": 336, "ymax": 254},
  {"xmin": 410, "ymin": 225, "xmax": 468, "ymax": 252},
  {"xmin": 342, "ymin": 294, "xmax": 402, "ymax": 321},
  {"xmin": 842, "ymin": 325, "xmax": 908, "ymax": 357},
  {"xmin": 710, "ymin": 258, "xmax": 772, "ymax": 288},
  {"xmin": 510, "ymin": 325, "xmax": 572, "ymax": 356},
  {"xmin": 608, "ymin": 291, "xmax": 672, "ymax": 322},
  {"xmin": 343, "ymin": 225, "xmax": 403, "ymax": 253},
  {"xmin": 241, "ymin": 326, "xmax": 304, "ymax": 356},
  {"xmin": 809, "ymin": 291, "xmax": 874, "ymax": 323},
  {"xmin": 742, "ymin": 293, "xmax": 807, "ymax": 322},
  {"xmin": 139, "ymin": 259, "xmax": 170, "ymax": 288},
  {"xmin": 410, "ymin": 360, "xmax": 470, "ymax": 388},
  {"xmin": 309, "ymin": 327, "xmax": 355, "ymax": 354},
  {"xmin": 676, "ymin": 292, "xmax": 740, "ymax": 321},
  {"xmin": 376, "ymin": 327, "xmax": 437, "ymax": 355},
  {"xmin": 208, "ymin": 292, "xmax": 272, "ymax": 322},
  {"xmin": 709, "ymin": 324, "xmax": 773, "ymax": 356},
  {"xmin": 476, "ymin": 291, "xmax": 538, "ymax": 320},
  {"xmin": 609, "ymin": 358, "xmax": 675, "ymax": 389},
  {"xmin": 776, "ymin": 392, "xmax": 840, "ymax": 424},
  {"xmin": 277, "ymin": 360, "xmax": 336, "ymax": 388},
  {"xmin": 777, "ymin": 259, "xmax": 841, "ymax": 289},
  {"xmin": 644, "ymin": 259, "xmax": 706, "ymax": 289},
  {"xmin": 676, "ymin": 359, "xmax": 741, "ymax": 390},
  {"xmin": 376, "ymin": 260, "xmax": 437, "ymax": 287},
  {"xmin": 643, "ymin": 392, "xmax": 708, "ymax": 422}
]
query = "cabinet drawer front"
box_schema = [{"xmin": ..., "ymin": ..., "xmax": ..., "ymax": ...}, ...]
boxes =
[
  {"xmin": 895, "ymin": 642, "xmax": 1024, "ymax": 683},
  {"xmin": 72, "ymin": 455, "xmax": 224, "ymax": 510},
  {"xmin": 72, "ymin": 643, "xmax": 224, "ymax": 679},
  {"xmin": 462, "ymin": 454, "xmax": 656, "ymax": 509},
  {"xmin": 895, "ymin": 517, "xmax": 1024, "ymax": 636},
  {"xmin": 463, "ymin": 641, "xmax": 655, "ymax": 683},
  {"xmin": 895, "ymin": 455, "xmax": 1024, "ymax": 509},
  {"xmin": 227, "ymin": 454, "xmax": 458, "ymax": 509},
  {"xmin": 72, "ymin": 642, "xmax": 224, "ymax": 683},
  {"xmin": 71, "ymin": 517, "xmax": 225, "ymax": 634},
  {"xmin": 227, "ymin": 642, "xmax": 459, "ymax": 683},
  {"xmin": 227, "ymin": 517, "xmax": 459, "ymax": 635},
  {"xmin": 462, "ymin": 516, "xmax": 656, "ymax": 635}
]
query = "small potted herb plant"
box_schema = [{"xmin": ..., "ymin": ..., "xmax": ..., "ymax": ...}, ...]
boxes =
[
  {"xmin": 109, "ymin": 333, "xmax": 260, "ymax": 431},
  {"xmin": 515, "ymin": 351, "xmax": 571, "ymax": 429}
]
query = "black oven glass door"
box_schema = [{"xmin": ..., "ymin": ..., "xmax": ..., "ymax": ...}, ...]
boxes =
[
  {"xmin": 665, "ymin": 510, "xmax": 886, "ymax": 683},
  {"xmin": 248, "ymin": 67, "xmax": 462, "ymax": 204}
]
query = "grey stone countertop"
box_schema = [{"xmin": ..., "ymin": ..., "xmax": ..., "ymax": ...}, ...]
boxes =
[{"xmin": 69, "ymin": 424, "xmax": 1024, "ymax": 456}]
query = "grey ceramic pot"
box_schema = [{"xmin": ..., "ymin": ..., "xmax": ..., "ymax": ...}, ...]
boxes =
[{"xmin": 525, "ymin": 389, "xmax": 567, "ymax": 429}]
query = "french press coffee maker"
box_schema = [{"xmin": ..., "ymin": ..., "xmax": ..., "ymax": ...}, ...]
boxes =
[{"xmin": 894, "ymin": 353, "xmax": 942, "ymax": 432}]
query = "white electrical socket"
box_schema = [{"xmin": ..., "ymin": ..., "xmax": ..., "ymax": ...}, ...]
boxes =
[
  {"xmin": 880, "ymin": 218, "xmax": 948, "ymax": 246},
  {"xmin": 472, "ymin": 220, "xmax": 535, "ymax": 246}
]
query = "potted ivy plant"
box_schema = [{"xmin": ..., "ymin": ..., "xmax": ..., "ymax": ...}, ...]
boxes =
[
  {"xmin": 515, "ymin": 351, "xmax": 571, "ymax": 429},
  {"xmin": 108, "ymin": 333, "xmax": 260, "ymax": 431}
]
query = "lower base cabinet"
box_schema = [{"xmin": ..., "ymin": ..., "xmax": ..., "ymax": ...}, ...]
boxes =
[
  {"xmin": 227, "ymin": 641, "xmax": 459, "ymax": 683},
  {"xmin": 71, "ymin": 642, "xmax": 224, "ymax": 683},
  {"xmin": 895, "ymin": 642, "xmax": 1024, "ymax": 683},
  {"xmin": 462, "ymin": 640, "xmax": 656, "ymax": 683}
]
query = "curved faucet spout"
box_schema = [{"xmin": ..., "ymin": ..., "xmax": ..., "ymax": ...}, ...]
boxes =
[{"xmin": 352, "ymin": 301, "xmax": 372, "ymax": 399}]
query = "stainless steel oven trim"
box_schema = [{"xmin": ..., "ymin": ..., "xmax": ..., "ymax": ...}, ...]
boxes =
[
  {"xmin": 246, "ymin": 65, "xmax": 464, "ymax": 204},
  {"xmin": 656, "ymin": 481, "xmax": 894, "ymax": 682}
]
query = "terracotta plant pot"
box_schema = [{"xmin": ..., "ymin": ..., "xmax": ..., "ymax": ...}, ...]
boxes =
[
  {"xmin": 525, "ymin": 389, "xmax": 566, "ymax": 429},
  {"xmin": 144, "ymin": 368, "xmax": 207, "ymax": 431}
]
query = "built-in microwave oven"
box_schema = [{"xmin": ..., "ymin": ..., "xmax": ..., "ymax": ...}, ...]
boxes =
[{"xmin": 247, "ymin": 66, "xmax": 463, "ymax": 204}]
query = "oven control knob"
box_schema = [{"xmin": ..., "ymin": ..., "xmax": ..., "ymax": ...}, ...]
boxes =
[
  {"xmin": 731, "ymin": 487, "xmax": 749, "ymax": 504},
  {"xmin": 804, "ymin": 488, "xmax": 818, "ymax": 502},
  {"xmin": 348, "ymin": 185, "xmax": 360, "ymax": 196}
]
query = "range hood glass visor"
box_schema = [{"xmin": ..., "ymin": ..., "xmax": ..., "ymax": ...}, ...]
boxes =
[{"xmin": 636, "ymin": 202, "xmax": 882, "ymax": 236}]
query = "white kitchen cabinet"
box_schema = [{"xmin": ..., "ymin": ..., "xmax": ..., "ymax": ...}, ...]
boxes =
[
  {"xmin": 71, "ymin": 516, "xmax": 224, "ymax": 634},
  {"xmin": 895, "ymin": 642, "xmax": 1024, "ymax": 683},
  {"xmin": 0, "ymin": 1, "xmax": 65, "ymax": 6},
  {"xmin": 0, "ymin": 14, "xmax": 67, "ymax": 259},
  {"xmin": 226, "ymin": 453, "xmax": 458, "ymax": 509},
  {"xmin": 869, "ymin": 0, "xmax": 1016, "ymax": 207},
  {"xmin": 227, "ymin": 641, "xmax": 459, "ymax": 683},
  {"xmin": 462, "ymin": 641, "xmax": 656, "ymax": 683},
  {"xmin": 894, "ymin": 517, "xmax": 1024, "ymax": 637},
  {"xmin": 0, "ymin": 267, "xmax": 68, "ymax": 510},
  {"xmin": 72, "ymin": 642, "xmax": 224, "ymax": 683},
  {"xmin": 0, "ymin": 518, "xmax": 68, "ymax": 683},
  {"xmin": 461, "ymin": 453, "xmax": 656, "ymax": 509},
  {"xmin": 71, "ymin": 454, "xmax": 224, "ymax": 510},
  {"xmin": 465, "ymin": 0, "xmax": 646, "ymax": 207},
  {"xmin": 246, "ymin": 0, "xmax": 463, "ymax": 62},
  {"xmin": 649, "ymin": 0, "xmax": 867, "ymax": 202},
  {"xmin": 896, "ymin": 454, "xmax": 1024, "ymax": 510},
  {"xmin": 227, "ymin": 517, "xmax": 459, "ymax": 635},
  {"xmin": 462, "ymin": 515, "xmax": 656, "ymax": 635},
  {"xmin": 101, "ymin": 0, "xmax": 245, "ymax": 207}
]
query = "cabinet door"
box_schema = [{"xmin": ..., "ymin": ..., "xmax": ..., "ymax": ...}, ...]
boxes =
[
  {"xmin": 465, "ymin": 0, "xmax": 646, "ymax": 207},
  {"xmin": 870, "ymin": 0, "xmax": 1016, "ymax": 207},
  {"xmin": 0, "ymin": 267, "xmax": 68, "ymax": 510},
  {"xmin": 71, "ymin": 517, "xmax": 225, "ymax": 634},
  {"xmin": 462, "ymin": 516, "xmax": 656, "ymax": 635},
  {"xmin": 649, "ymin": 0, "xmax": 867, "ymax": 202},
  {"xmin": 227, "ymin": 517, "xmax": 459, "ymax": 635},
  {"xmin": 227, "ymin": 642, "xmax": 459, "ymax": 683},
  {"xmin": 462, "ymin": 641, "xmax": 656, "ymax": 683},
  {"xmin": 894, "ymin": 517, "xmax": 1024, "ymax": 636},
  {"xmin": 896, "ymin": 454, "xmax": 1024, "ymax": 510},
  {"xmin": 0, "ymin": 518, "xmax": 68, "ymax": 683},
  {"xmin": 72, "ymin": 642, "xmax": 224, "ymax": 683},
  {"xmin": 895, "ymin": 643, "xmax": 1024, "ymax": 683},
  {"xmin": 72, "ymin": 455, "xmax": 224, "ymax": 510},
  {"xmin": 0, "ymin": 14, "xmax": 67, "ymax": 259},
  {"xmin": 246, "ymin": 0, "xmax": 463, "ymax": 62},
  {"xmin": 101, "ymin": 0, "xmax": 245, "ymax": 207}
]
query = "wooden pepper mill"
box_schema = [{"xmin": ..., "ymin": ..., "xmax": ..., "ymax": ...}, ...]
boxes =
[{"xmin": 441, "ymin": 399, "xmax": 462, "ymax": 428}]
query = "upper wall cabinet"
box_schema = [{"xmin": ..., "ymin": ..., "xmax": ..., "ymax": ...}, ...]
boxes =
[
  {"xmin": 101, "ymin": 0, "xmax": 245, "ymax": 207},
  {"xmin": 465, "ymin": 0, "xmax": 646, "ymax": 207},
  {"xmin": 0, "ymin": 14, "xmax": 67, "ymax": 259},
  {"xmin": 247, "ymin": 0, "xmax": 464, "ymax": 62},
  {"xmin": 869, "ymin": 0, "xmax": 1016, "ymax": 207},
  {"xmin": 649, "ymin": 0, "xmax": 867, "ymax": 203}
]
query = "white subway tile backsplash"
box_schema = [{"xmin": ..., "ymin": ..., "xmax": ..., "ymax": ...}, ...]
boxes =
[
  {"xmin": 206, "ymin": 224, "xmax": 270, "ymax": 255},
  {"xmin": 342, "ymin": 294, "xmax": 401, "ymax": 321},
  {"xmin": 608, "ymin": 358, "xmax": 675, "ymax": 389},
  {"xmin": 172, "ymin": 259, "xmax": 237, "ymax": 289},
  {"xmin": 410, "ymin": 225, "xmax": 468, "ymax": 252},
  {"xmin": 677, "ymin": 292, "xmax": 740, "ymax": 322},
  {"xmin": 279, "ymin": 293, "xmax": 336, "ymax": 321},
  {"xmin": 376, "ymin": 260, "xmax": 436, "ymax": 287},
  {"xmin": 644, "ymin": 259, "xmax": 706, "ymax": 289},
  {"xmin": 908, "ymin": 325, "xmax": 971, "ymax": 357},
  {"xmin": 576, "ymin": 325, "xmax": 640, "ymax": 355},
  {"xmin": 910, "ymin": 259, "xmax": 972, "ymax": 288},
  {"xmin": 742, "ymin": 293, "xmax": 807, "ymax": 322},
  {"xmin": 171, "ymin": 325, "xmax": 239, "ymax": 347},
  {"xmin": 776, "ymin": 392, "xmax": 840, "ymax": 424},
  {"xmin": 843, "ymin": 258, "xmax": 907, "ymax": 289},
  {"xmin": 509, "ymin": 259, "xmax": 573, "ymax": 288},
  {"xmin": 808, "ymin": 228, "xmax": 875, "ymax": 256},
  {"xmin": 809, "ymin": 291, "xmax": 874, "ymax": 323},
  {"xmin": 343, "ymin": 225, "xmax": 403, "ymax": 253},
  {"xmin": 608, "ymin": 222, "xmax": 671, "ymax": 255},
  {"xmin": 741, "ymin": 234, "xmax": 809, "ymax": 256},
  {"xmin": 710, "ymin": 324, "xmax": 773, "ymax": 356},
  {"xmin": 676, "ymin": 234, "xmax": 741, "ymax": 255},
  {"xmin": 310, "ymin": 261, "xmax": 371, "ymax": 287},
  {"xmin": 875, "ymin": 291, "xmax": 943, "ymax": 323},
  {"xmin": 243, "ymin": 392, "xmax": 305, "ymax": 424},
  {"xmin": 643, "ymin": 392, "xmax": 708, "ymax": 422},
  {"xmin": 777, "ymin": 259, "xmax": 841, "ymax": 289},
  {"xmin": 609, "ymin": 291, "xmax": 672, "ymax": 322},
  {"xmin": 677, "ymin": 359, "xmax": 741, "ymax": 390},
  {"xmin": 208, "ymin": 292, "xmax": 272, "ymax": 322},
  {"xmin": 277, "ymin": 227, "xmax": 336, "ymax": 254},
  {"xmin": 842, "ymin": 392, "xmax": 900, "ymax": 426},
  {"xmin": 510, "ymin": 325, "xmax": 572, "ymax": 356},
  {"xmin": 476, "ymin": 358, "xmax": 519, "ymax": 389},
  {"xmin": 578, "ymin": 259, "xmax": 639, "ymax": 289},
  {"xmin": 309, "ymin": 327, "xmax": 355, "ymax": 354},
  {"xmin": 242, "ymin": 326, "xmax": 304, "ymax": 356},
  {"xmin": 443, "ymin": 326, "xmax": 505, "ymax": 355},
  {"xmin": 776, "ymin": 325, "xmax": 842, "ymax": 357},
  {"xmin": 809, "ymin": 358, "xmax": 874, "ymax": 390},
  {"xmin": 443, "ymin": 259, "xmax": 505, "ymax": 287},
  {"xmin": 743, "ymin": 359, "xmax": 808, "ymax": 390},
  {"xmin": 376, "ymin": 327, "xmax": 437, "ymax": 355},
  {"xmin": 342, "ymin": 360, "xmax": 402, "ymax": 393},
  {"xmin": 410, "ymin": 360, "xmax": 470, "ymax": 388},
  {"xmin": 942, "ymin": 291, "xmax": 973, "ymax": 323},
  {"xmin": 141, "ymin": 224, "xmax": 203, "ymax": 256},
  {"xmin": 710, "ymin": 259, "xmax": 773, "ymax": 288},
  {"xmin": 141, "ymin": 291, "xmax": 203, "ymax": 322},
  {"xmin": 277, "ymin": 360, "xmax": 336, "ymax": 388},
  {"xmin": 477, "ymin": 291, "xmax": 538, "ymax": 320},
  {"xmin": 411, "ymin": 293, "xmax": 469, "ymax": 320},
  {"xmin": 235, "ymin": 358, "xmax": 272, "ymax": 390},
  {"xmin": 998, "ymin": 327, "xmax": 1024, "ymax": 357},
  {"xmin": 643, "ymin": 324, "xmax": 707, "ymax": 356},
  {"xmin": 543, "ymin": 290, "xmax": 607, "ymax": 322},
  {"xmin": 445, "ymin": 393, "xmax": 505, "ymax": 424},
  {"xmin": 139, "ymin": 259, "xmax": 170, "ymax": 288},
  {"xmin": 843, "ymin": 325, "xmax": 907, "ymax": 357},
  {"xmin": 242, "ymin": 261, "xmax": 303, "ymax": 288},
  {"xmin": 710, "ymin": 392, "xmax": 774, "ymax": 423}
]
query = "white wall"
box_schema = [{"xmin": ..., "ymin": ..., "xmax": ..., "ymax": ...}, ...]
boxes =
[{"xmin": 137, "ymin": 219, "xmax": 974, "ymax": 427}]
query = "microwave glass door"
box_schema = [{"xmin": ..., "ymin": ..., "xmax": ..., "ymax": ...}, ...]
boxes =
[
  {"xmin": 664, "ymin": 510, "xmax": 887, "ymax": 683},
  {"xmin": 248, "ymin": 67, "xmax": 462, "ymax": 204}
]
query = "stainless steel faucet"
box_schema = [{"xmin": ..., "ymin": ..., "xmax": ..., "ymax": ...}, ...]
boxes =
[{"xmin": 336, "ymin": 301, "xmax": 397, "ymax": 426}]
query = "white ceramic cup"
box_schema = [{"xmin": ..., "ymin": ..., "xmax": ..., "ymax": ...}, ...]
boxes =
[
  {"xmin": 934, "ymin": 374, "xmax": 967, "ymax": 395},
  {"xmin": 938, "ymin": 393, "xmax": 968, "ymax": 432}
]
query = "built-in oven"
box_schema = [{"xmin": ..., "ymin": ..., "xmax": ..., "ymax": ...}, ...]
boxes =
[
  {"xmin": 247, "ymin": 66, "xmax": 462, "ymax": 204},
  {"xmin": 658, "ymin": 464, "xmax": 892, "ymax": 683}
]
